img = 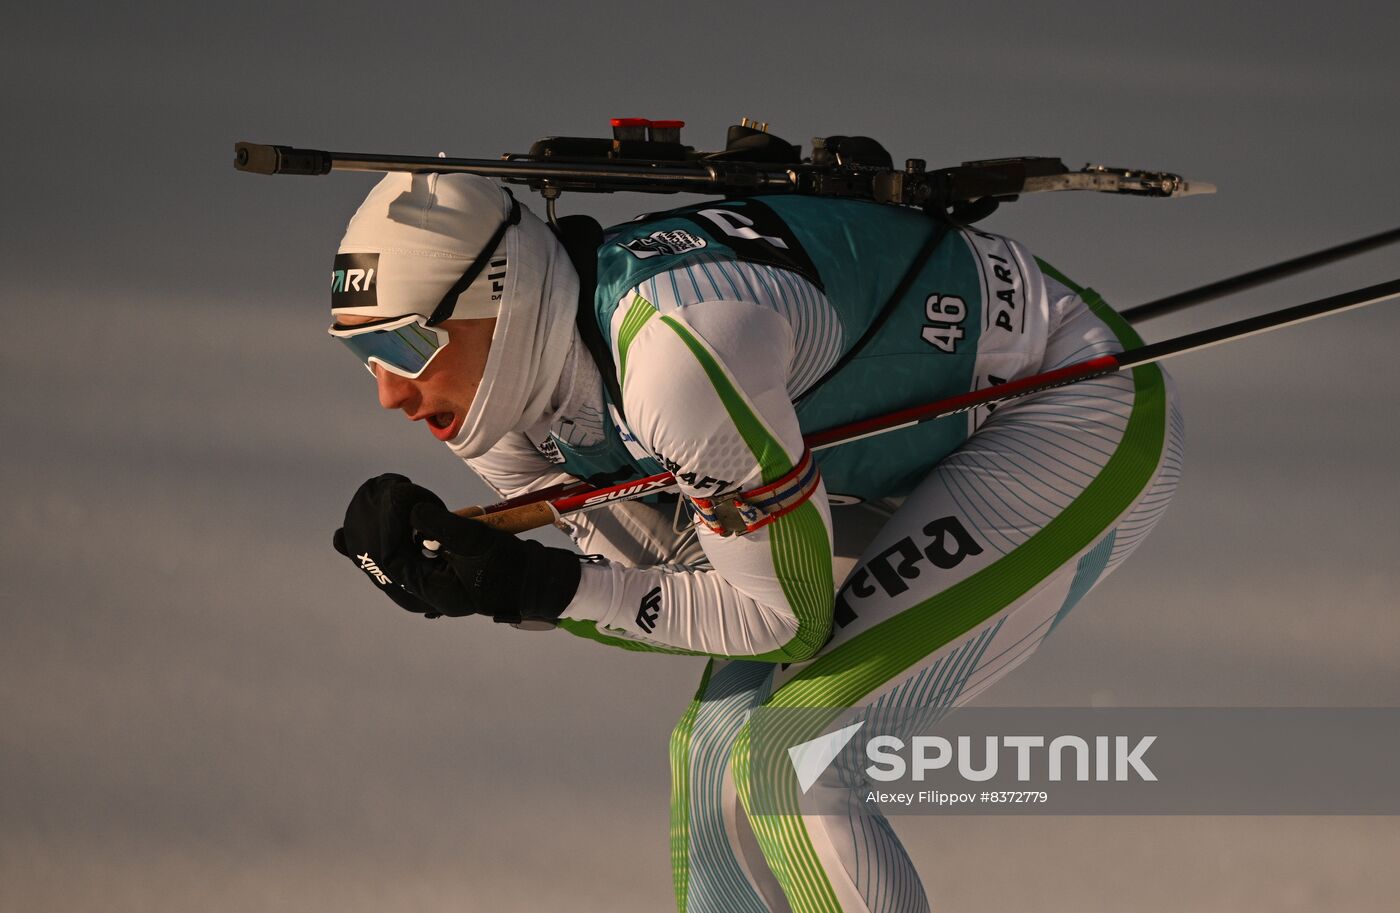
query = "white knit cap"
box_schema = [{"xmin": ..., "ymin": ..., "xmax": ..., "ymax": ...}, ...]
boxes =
[{"xmin": 332, "ymin": 171, "xmax": 516, "ymax": 321}]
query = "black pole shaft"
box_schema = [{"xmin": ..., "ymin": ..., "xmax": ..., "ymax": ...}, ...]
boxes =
[
  {"xmin": 1121, "ymin": 277, "xmax": 1400, "ymax": 368},
  {"xmin": 1122, "ymin": 226, "xmax": 1400, "ymax": 322}
]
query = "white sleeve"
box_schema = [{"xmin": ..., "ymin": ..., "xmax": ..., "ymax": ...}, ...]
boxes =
[{"xmin": 560, "ymin": 296, "xmax": 835, "ymax": 662}]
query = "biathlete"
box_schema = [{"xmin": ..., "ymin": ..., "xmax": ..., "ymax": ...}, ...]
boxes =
[{"xmin": 328, "ymin": 171, "xmax": 1183, "ymax": 913}]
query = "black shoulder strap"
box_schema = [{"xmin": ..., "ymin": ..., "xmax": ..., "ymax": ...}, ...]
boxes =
[{"xmin": 554, "ymin": 214, "xmax": 627, "ymax": 421}]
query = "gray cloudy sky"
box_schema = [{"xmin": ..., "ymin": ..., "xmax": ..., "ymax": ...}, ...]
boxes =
[{"xmin": 3, "ymin": 2, "xmax": 1399, "ymax": 911}]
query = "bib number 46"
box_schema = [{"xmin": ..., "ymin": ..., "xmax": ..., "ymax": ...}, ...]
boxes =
[{"xmin": 921, "ymin": 293, "xmax": 967, "ymax": 353}]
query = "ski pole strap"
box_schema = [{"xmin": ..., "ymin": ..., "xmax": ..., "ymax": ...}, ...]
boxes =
[{"xmin": 689, "ymin": 448, "xmax": 822, "ymax": 536}]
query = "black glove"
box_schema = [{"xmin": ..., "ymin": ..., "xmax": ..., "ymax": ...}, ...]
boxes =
[
  {"xmin": 332, "ymin": 473, "xmax": 581, "ymax": 623},
  {"xmin": 332, "ymin": 473, "xmax": 459, "ymax": 618},
  {"xmin": 333, "ymin": 525, "xmax": 445, "ymax": 617},
  {"xmin": 408, "ymin": 500, "xmax": 582, "ymax": 624}
]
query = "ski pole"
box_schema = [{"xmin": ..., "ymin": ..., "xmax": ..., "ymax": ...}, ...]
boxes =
[
  {"xmin": 440, "ymin": 278, "xmax": 1400, "ymax": 539},
  {"xmin": 1122, "ymin": 226, "xmax": 1400, "ymax": 322}
]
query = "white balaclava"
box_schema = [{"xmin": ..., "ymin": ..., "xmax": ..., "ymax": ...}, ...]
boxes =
[{"xmin": 334, "ymin": 172, "xmax": 578, "ymax": 459}]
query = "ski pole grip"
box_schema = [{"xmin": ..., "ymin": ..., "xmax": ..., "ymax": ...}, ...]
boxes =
[
  {"xmin": 233, "ymin": 142, "xmax": 333, "ymax": 175},
  {"xmin": 422, "ymin": 501, "xmax": 558, "ymax": 557},
  {"xmin": 452, "ymin": 501, "xmax": 557, "ymax": 534}
]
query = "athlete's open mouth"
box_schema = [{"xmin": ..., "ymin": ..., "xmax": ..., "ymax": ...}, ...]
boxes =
[{"xmin": 426, "ymin": 411, "xmax": 462, "ymax": 441}]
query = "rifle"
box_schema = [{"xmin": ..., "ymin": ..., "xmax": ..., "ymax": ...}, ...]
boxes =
[{"xmin": 234, "ymin": 116, "xmax": 1213, "ymax": 225}]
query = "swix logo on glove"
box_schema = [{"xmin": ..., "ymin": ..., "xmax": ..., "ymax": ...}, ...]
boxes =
[
  {"xmin": 356, "ymin": 552, "xmax": 392, "ymax": 585},
  {"xmin": 331, "ymin": 253, "xmax": 380, "ymax": 309}
]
